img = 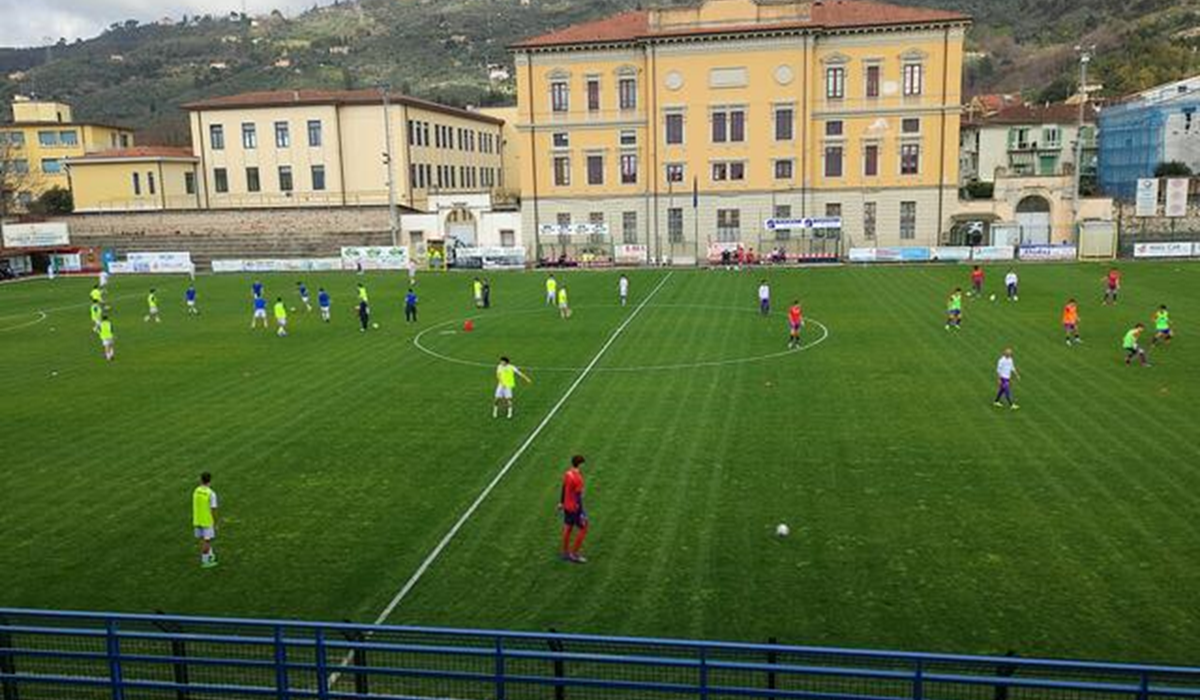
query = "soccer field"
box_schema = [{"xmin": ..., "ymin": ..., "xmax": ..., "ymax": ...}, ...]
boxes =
[{"xmin": 1, "ymin": 262, "xmax": 1198, "ymax": 665}]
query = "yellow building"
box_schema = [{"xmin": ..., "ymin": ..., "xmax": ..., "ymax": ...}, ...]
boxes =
[
  {"xmin": 0, "ymin": 97, "xmax": 135, "ymax": 208},
  {"xmin": 65, "ymin": 147, "xmax": 201, "ymax": 212},
  {"xmin": 479, "ymin": 105, "xmax": 522, "ymax": 205},
  {"xmin": 510, "ymin": 0, "xmax": 969, "ymax": 259},
  {"xmin": 182, "ymin": 89, "xmax": 506, "ymax": 211}
]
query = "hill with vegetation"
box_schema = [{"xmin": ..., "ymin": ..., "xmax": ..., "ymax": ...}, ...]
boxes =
[{"xmin": 2, "ymin": 0, "xmax": 1199, "ymax": 140}]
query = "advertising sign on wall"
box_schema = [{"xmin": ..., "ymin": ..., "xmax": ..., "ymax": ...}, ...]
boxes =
[
  {"xmin": 931, "ymin": 247, "xmax": 973, "ymax": 261},
  {"xmin": 122, "ymin": 252, "xmax": 194, "ymax": 274},
  {"xmin": 1135, "ymin": 178, "xmax": 1160, "ymax": 217},
  {"xmin": 1018, "ymin": 245, "xmax": 1078, "ymax": 261},
  {"xmin": 340, "ymin": 246, "xmax": 409, "ymax": 270},
  {"xmin": 2, "ymin": 222, "xmax": 70, "ymax": 248},
  {"xmin": 1165, "ymin": 178, "xmax": 1190, "ymax": 218},
  {"xmin": 1133, "ymin": 242, "xmax": 1196, "ymax": 258},
  {"xmin": 614, "ymin": 244, "xmax": 649, "ymax": 264},
  {"xmin": 971, "ymin": 246, "xmax": 1016, "ymax": 261}
]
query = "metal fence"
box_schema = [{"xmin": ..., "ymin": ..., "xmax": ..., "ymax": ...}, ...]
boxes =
[{"xmin": 1, "ymin": 608, "xmax": 1198, "ymax": 700}]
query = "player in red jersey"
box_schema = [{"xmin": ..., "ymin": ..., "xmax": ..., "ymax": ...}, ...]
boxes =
[
  {"xmin": 557, "ymin": 455, "xmax": 589, "ymax": 563},
  {"xmin": 970, "ymin": 265, "xmax": 985, "ymax": 297},
  {"xmin": 1103, "ymin": 268, "xmax": 1121, "ymax": 305},
  {"xmin": 788, "ymin": 301, "xmax": 804, "ymax": 349}
]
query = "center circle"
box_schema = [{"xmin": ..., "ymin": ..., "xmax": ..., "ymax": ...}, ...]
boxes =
[{"xmin": 412, "ymin": 304, "xmax": 829, "ymax": 373}]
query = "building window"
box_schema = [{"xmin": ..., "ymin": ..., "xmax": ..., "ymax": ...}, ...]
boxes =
[
  {"xmin": 312, "ymin": 165, "xmax": 326, "ymax": 191},
  {"xmin": 866, "ymin": 65, "xmax": 881, "ymax": 98},
  {"xmin": 666, "ymin": 163, "xmax": 685, "ymax": 183},
  {"xmin": 1044, "ymin": 127, "xmax": 1061, "ymax": 147},
  {"xmin": 716, "ymin": 208, "xmax": 740, "ymax": 242},
  {"xmin": 59, "ymin": 131, "xmax": 78, "ymax": 146},
  {"xmin": 242, "ymin": 123, "xmax": 257, "ymax": 149},
  {"xmin": 665, "ymin": 113, "xmax": 684, "ymax": 145},
  {"xmin": 500, "ymin": 230, "xmax": 516, "ymax": 247},
  {"xmin": 587, "ymin": 78, "xmax": 601, "ymax": 112},
  {"xmin": 825, "ymin": 202, "xmax": 841, "ymax": 221},
  {"xmin": 775, "ymin": 107, "xmax": 794, "ymax": 141},
  {"xmin": 147, "ymin": 172, "xmax": 156, "ymax": 195},
  {"xmin": 214, "ymin": 168, "xmax": 229, "ymax": 193},
  {"xmin": 711, "ymin": 109, "xmax": 745, "ymax": 143},
  {"xmin": 274, "ymin": 121, "xmax": 290, "ymax": 148},
  {"xmin": 553, "ymin": 156, "xmax": 570, "ymax": 186},
  {"xmin": 279, "ymin": 166, "xmax": 294, "ymax": 192},
  {"xmin": 620, "ymin": 154, "xmax": 637, "ymax": 184},
  {"xmin": 902, "ymin": 118, "xmax": 921, "ymax": 134},
  {"xmin": 712, "ymin": 162, "xmax": 727, "ymax": 181},
  {"xmin": 900, "ymin": 201, "xmax": 917, "ymax": 239},
  {"xmin": 824, "ymin": 146, "xmax": 843, "ymax": 177},
  {"xmin": 825, "ymin": 121, "xmax": 844, "ymax": 137},
  {"xmin": 826, "ymin": 67, "xmax": 845, "ymax": 100},
  {"xmin": 773, "ymin": 204, "xmax": 792, "ymax": 240},
  {"xmin": 210, "ymin": 124, "xmax": 225, "ymax": 150},
  {"xmin": 667, "ymin": 208, "xmax": 684, "ymax": 243},
  {"xmin": 10, "ymin": 159, "xmax": 29, "ymax": 173},
  {"xmin": 556, "ymin": 212, "xmax": 571, "ymax": 227},
  {"xmin": 619, "ymin": 78, "xmax": 637, "ymax": 111},
  {"xmin": 308, "ymin": 120, "xmax": 323, "ymax": 147},
  {"xmin": 864, "ymin": 143, "xmax": 880, "ymax": 177},
  {"xmin": 551, "ymin": 81, "xmax": 569, "ymax": 113},
  {"xmin": 552, "ymin": 132, "xmax": 569, "ymax": 148},
  {"xmin": 40, "ymin": 159, "xmax": 62, "ymax": 174},
  {"xmin": 132, "ymin": 172, "xmax": 141, "ymax": 196},
  {"xmin": 622, "ymin": 211, "xmax": 638, "ymax": 244},
  {"xmin": 184, "ymin": 172, "xmax": 196, "ymax": 195},
  {"xmin": 246, "ymin": 167, "xmax": 261, "ymax": 193},
  {"xmin": 903, "ymin": 64, "xmax": 924, "ymax": 96},
  {"xmin": 901, "ymin": 143, "xmax": 920, "ymax": 175},
  {"xmin": 5, "ymin": 132, "xmax": 25, "ymax": 147},
  {"xmin": 38, "ymin": 131, "xmax": 58, "ymax": 147},
  {"xmin": 864, "ymin": 201, "xmax": 877, "ymax": 239},
  {"xmin": 774, "ymin": 159, "xmax": 794, "ymax": 180},
  {"xmin": 586, "ymin": 155, "xmax": 604, "ymax": 185},
  {"xmin": 620, "ymin": 130, "xmax": 637, "ymax": 146},
  {"xmin": 120, "ymin": 134, "xmax": 130, "ymax": 148}
]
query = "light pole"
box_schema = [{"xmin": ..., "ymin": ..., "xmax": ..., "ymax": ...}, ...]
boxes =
[
  {"xmin": 380, "ymin": 85, "xmax": 400, "ymax": 247},
  {"xmin": 1072, "ymin": 45, "xmax": 1095, "ymax": 232}
]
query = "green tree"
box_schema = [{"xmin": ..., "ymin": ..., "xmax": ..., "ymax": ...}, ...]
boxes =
[
  {"xmin": 1154, "ymin": 161, "xmax": 1194, "ymax": 178},
  {"xmin": 31, "ymin": 187, "xmax": 74, "ymax": 215}
]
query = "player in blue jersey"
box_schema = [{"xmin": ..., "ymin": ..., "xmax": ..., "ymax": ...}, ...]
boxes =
[
  {"xmin": 251, "ymin": 295, "xmax": 269, "ymax": 329},
  {"xmin": 318, "ymin": 288, "xmax": 331, "ymax": 322},
  {"xmin": 252, "ymin": 280, "xmax": 264, "ymax": 299},
  {"xmin": 185, "ymin": 283, "xmax": 199, "ymax": 316},
  {"xmin": 405, "ymin": 288, "xmax": 419, "ymax": 322},
  {"xmin": 297, "ymin": 281, "xmax": 312, "ymax": 312}
]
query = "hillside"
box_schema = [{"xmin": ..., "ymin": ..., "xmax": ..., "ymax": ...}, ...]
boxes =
[{"xmin": 2, "ymin": 0, "xmax": 1200, "ymax": 140}]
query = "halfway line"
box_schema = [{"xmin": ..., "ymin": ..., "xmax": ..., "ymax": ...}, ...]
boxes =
[{"xmin": 372, "ymin": 270, "xmax": 675, "ymax": 625}]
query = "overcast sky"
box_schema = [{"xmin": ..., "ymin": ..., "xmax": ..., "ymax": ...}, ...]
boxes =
[{"xmin": 0, "ymin": 0, "xmax": 321, "ymax": 48}]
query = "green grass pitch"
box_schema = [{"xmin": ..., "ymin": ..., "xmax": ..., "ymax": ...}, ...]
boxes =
[{"xmin": 1, "ymin": 262, "xmax": 1198, "ymax": 664}]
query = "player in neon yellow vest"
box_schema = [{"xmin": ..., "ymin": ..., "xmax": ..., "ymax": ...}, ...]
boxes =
[
  {"xmin": 98, "ymin": 316, "xmax": 115, "ymax": 361},
  {"xmin": 144, "ymin": 288, "xmax": 161, "ymax": 323},
  {"xmin": 557, "ymin": 286, "xmax": 571, "ymax": 319},
  {"xmin": 494, "ymin": 356, "xmax": 532, "ymax": 419},
  {"xmin": 192, "ymin": 472, "xmax": 220, "ymax": 568}
]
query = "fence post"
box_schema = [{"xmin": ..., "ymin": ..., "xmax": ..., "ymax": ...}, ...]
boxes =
[
  {"xmin": 314, "ymin": 629, "xmax": 329, "ymax": 700},
  {"xmin": 698, "ymin": 647, "xmax": 708, "ymax": 700},
  {"xmin": 0, "ymin": 615, "xmax": 18, "ymax": 700},
  {"xmin": 340, "ymin": 627, "xmax": 369, "ymax": 698},
  {"xmin": 106, "ymin": 619, "xmax": 124, "ymax": 700},
  {"xmin": 1138, "ymin": 672, "xmax": 1150, "ymax": 700},
  {"xmin": 273, "ymin": 625, "xmax": 289, "ymax": 700},
  {"xmin": 993, "ymin": 650, "xmax": 1017, "ymax": 700},
  {"xmin": 547, "ymin": 629, "xmax": 566, "ymax": 700},
  {"xmin": 153, "ymin": 612, "xmax": 190, "ymax": 700},
  {"xmin": 494, "ymin": 637, "xmax": 506, "ymax": 700},
  {"xmin": 765, "ymin": 638, "xmax": 778, "ymax": 700},
  {"xmin": 912, "ymin": 659, "xmax": 923, "ymax": 700}
]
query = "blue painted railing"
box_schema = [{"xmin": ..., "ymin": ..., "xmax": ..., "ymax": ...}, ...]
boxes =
[{"xmin": 1, "ymin": 608, "xmax": 1198, "ymax": 700}]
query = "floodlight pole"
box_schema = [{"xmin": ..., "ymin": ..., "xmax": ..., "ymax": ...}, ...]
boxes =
[
  {"xmin": 1072, "ymin": 45, "xmax": 1093, "ymax": 233},
  {"xmin": 380, "ymin": 85, "xmax": 400, "ymax": 247}
]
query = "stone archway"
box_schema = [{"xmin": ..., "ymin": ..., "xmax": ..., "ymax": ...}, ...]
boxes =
[
  {"xmin": 445, "ymin": 206, "xmax": 478, "ymax": 245},
  {"xmin": 1015, "ymin": 195, "xmax": 1051, "ymax": 244}
]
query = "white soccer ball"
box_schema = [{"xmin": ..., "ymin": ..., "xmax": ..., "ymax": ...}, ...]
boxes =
[
  {"xmin": 372, "ymin": 323, "xmax": 380, "ymax": 329},
  {"xmin": 989, "ymin": 294, "xmax": 996, "ymax": 302},
  {"xmin": 1013, "ymin": 296, "xmax": 1019, "ymax": 302},
  {"xmin": 775, "ymin": 523, "xmax": 790, "ymax": 538}
]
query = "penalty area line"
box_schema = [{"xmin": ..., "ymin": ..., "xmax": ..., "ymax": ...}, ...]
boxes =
[{"xmin": 371, "ymin": 270, "xmax": 673, "ymax": 625}]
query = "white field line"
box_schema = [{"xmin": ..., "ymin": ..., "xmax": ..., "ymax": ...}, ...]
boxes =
[
  {"xmin": 328, "ymin": 271, "xmax": 674, "ymax": 685},
  {"xmin": 0, "ymin": 311, "xmax": 47, "ymax": 333}
]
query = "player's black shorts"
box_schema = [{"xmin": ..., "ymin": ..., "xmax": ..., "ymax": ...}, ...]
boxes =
[{"xmin": 563, "ymin": 509, "xmax": 587, "ymax": 527}]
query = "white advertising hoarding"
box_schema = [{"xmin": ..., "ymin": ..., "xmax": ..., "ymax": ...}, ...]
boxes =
[
  {"xmin": 2, "ymin": 222, "xmax": 69, "ymax": 248},
  {"xmin": 1135, "ymin": 178, "xmax": 1160, "ymax": 217},
  {"xmin": 763, "ymin": 217, "xmax": 843, "ymax": 231},
  {"xmin": 121, "ymin": 252, "xmax": 194, "ymax": 274},
  {"xmin": 931, "ymin": 247, "xmax": 973, "ymax": 261},
  {"xmin": 538, "ymin": 223, "xmax": 610, "ymax": 237},
  {"xmin": 972, "ymin": 246, "xmax": 1016, "ymax": 261},
  {"xmin": 340, "ymin": 246, "xmax": 409, "ymax": 270},
  {"xmin": 614, "ymin": 244, "xmax": 649, "ymax": 264},
  {"xmin": 212, "ymin": 258, "xmax": 343, "ymax": 273},
  {"xmin": 1133, "ymin": 242, "xmax": 1196, "ymax": 258}
]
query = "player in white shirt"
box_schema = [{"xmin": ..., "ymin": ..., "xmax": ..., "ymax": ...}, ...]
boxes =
[
  {"xmin": 98, "ymin": 270, "xmax": 109, "ymax": 288},
  {"xmin": 757, "ymin": 280, "xmax": 771, "ymax": 316},
  {"xmin": 618, "ymin": 275, "xmax": 630, "ymax": 306},
  {"xmin": 1004, "ymin": 270, "xmax": 1019, "ymax": 301},
  {"xmin": 407, "ymin": 258, "xmax": 417, "ymax": 285},
  {"xmin": 993, "ymin": 348, "xmax": 1019, "ymax": 410}
]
